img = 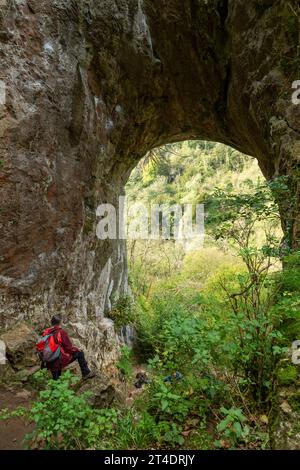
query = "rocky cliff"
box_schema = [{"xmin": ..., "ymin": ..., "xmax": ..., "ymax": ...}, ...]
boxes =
[{"xmin": 0, "ymin": 0, "xmax": 299, "ymax": 372}]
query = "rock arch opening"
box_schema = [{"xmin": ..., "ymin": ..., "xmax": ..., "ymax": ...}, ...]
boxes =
[
  {"xmin": 124, "ymin": 140, "xmax": 282, "ymax": 298},
  {"xmin": 0, "ymin": 0, "xmax": 299, "ymax": 372}
]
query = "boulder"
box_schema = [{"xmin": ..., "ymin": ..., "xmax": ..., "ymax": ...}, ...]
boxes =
[
  {"xmin": 76, "ymin": 374, "xmax": 125, "ymax": 409},
  {"xmin": 0, "ymin": 323, "xmax": 38, "ymax": 371}
]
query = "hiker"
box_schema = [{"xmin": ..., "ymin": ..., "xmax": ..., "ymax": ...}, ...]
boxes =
[{"xmin": 36, "ymin": 314, "xmax": 95, "ymax": 381}]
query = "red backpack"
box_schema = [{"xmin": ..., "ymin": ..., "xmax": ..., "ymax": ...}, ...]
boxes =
[{"xmin": 36, "ymin": 328, "xmax": 61, "ymax": 364}]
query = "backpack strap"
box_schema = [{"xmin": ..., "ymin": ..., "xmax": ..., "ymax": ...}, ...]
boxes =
[{"xmin": 43, "ymin": 328, "xmax": 62, "ymax": 344}]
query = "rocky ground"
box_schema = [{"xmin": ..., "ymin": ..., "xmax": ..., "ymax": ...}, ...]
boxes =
[
  {"xmin": 0, "ymin": 364, "xmax": 147, "ymax": 450},
  {"xmin": 1, "ymin": 321, "xmax": 300, "ymax": 450},
  {"xmin": 0, "ymin": 386, "xmax": 35, "ymax": 450}
]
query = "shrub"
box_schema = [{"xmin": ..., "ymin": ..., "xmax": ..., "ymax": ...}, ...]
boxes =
[
  {"xmin": 107, "ymin": 296, "xmax": 135, "ymax": 329},
  {"xmin": 25, "ymin": 371, "xmax": 118, "ymax": 449}
]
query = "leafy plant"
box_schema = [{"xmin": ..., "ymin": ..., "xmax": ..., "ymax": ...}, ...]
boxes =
[
  {"xmin": 107, "ymin": 296, "xmax": 135, "ymax": 329},
  {"xmin": 24, "ymin": 371, "xmax": 118, "ymax": 450},
  {"xmin": 150, "ymin": 381, "xmax": 191, "ymax": 421},
  {"xmin": 117, "ymin": 345, "xmax": 134, "ymax": 382},
  {"xmin": 215, "ymin": 407, "xmax": 249, "ymax": 447}
]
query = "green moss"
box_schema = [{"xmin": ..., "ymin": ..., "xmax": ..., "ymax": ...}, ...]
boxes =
[
  {"xmin": 277, "ymin": 365, "xmax": 298, "ymax": 386},
  {"xmin": 277, "ymin": 251, "xmax": 300, "ymax": 341},
  {"xmin": 281, "ymin": 318, "xmax": 300, "ymax": 342},
  {"xmin": 83, "ymin": 215, "xmax": 94, "ymax": 235},
  {"xmin": 185, "ymin": 429, "xmax": 213, "ymax": 450},
  {"xmin": 288, "ymin": 390, "xmax": 300, "ymax": 412},
  {"xmin": 83, "ymin": 198, "xmax": 97, "ymax": 235}
]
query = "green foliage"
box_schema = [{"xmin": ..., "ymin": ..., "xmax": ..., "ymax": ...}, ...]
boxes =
[
  {"xmin": 209, "ymin": 181, "xmax": 280, "ymax": 250},
  {"xmin": 113, "ymin": 408, "xmax": 186, "ymax": 449},
  {"xmin": 113, "ymin": 409, "xmax": 162, "ymax": 449},
  {"xmin": 29, "ymin": 369, "xmax": 50, "ymax": 390},
  {"xmin": 149, "ymin": 381, "xmax": 191, "ymax": 421},
  {"xmin": 25, "ymin": 371, "xmax": 118, "ymax": 450},
  {"xmin": 277, "ymin": 365, "xmax": 298, "ymax": 386},
  {"xmin": 117, "ymin": 345, "xmax": 134, "ymax": 381},
  {"xmin": 126, "ymin": 141, "xmax": 262, "ymax": 213},
  {"xmin": 215, "ymin": 407, "xmax": 248, "ymax": 447},
  {"xmin": 124, "ymin": 143, "xmax": 293, "ymax": 450},
  {"xmin": 0, "ymin": 370, "xmax": 190, "ymax": 450},
  {"xmin": 0, "ymin": 406, "xmax": 28, "ymax": 421},
  {"xmin": 107, "ymin": 296, "xmax": 135, "ymax": 329},
  {"xmin": 203, "ymin": 181, "xmax": 288, "ymax": 405},
  {"xmin": 215, "ymin": 407, "xmax": 269, "ymax": 449}
]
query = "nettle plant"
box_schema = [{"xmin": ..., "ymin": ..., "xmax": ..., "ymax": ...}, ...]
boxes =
[{"xmin": 215, "ymin": 407, "xmax": 269, "ymax": 449}]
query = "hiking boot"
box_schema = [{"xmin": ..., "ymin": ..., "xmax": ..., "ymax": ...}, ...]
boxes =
[{"xmin": 83, "ymin": 370, "xmax": 96, "ymax": 380}]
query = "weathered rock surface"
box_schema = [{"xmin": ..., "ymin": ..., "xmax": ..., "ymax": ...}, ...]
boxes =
[
  {"xmin": 76, "ymin": 374, "xmax": 125, "ymax": 409},
  {"xmin": 68, "ymin": 318, "xmax": 121, "ymax": 372},
  {"xmin": 0, "ymin": 323, "xmax": 38, "ymax": 371},
  {"xmin": 0, "ymin": 0, "xmax": 299, "ymax": 432},
  {"xmin": 0, "ymin": 0, "xmax": 299, "ymax": 323},
  {"xmin": 272, "ymin": 361, "xmax": 300, "ymax": 450}
]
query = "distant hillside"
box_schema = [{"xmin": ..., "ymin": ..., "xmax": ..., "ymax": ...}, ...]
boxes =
[{"xmin": 126, "ymin": 141, "xmax": 263, "ymax": 206}]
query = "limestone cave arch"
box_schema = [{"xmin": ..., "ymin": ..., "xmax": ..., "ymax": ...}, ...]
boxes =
[{"xmin": 0, "ymin": 0, "xmax": 299, "ymax": 368}]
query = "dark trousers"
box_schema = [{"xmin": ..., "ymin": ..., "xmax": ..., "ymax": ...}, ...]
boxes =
[{"xmin": 51, "ymin": 351, "xmax": 90, "ymax": 380}]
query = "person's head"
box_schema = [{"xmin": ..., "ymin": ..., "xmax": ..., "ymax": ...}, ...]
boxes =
[{"xmin": 51, "ymin": 314, "xmax": 62, "ymax": 326}]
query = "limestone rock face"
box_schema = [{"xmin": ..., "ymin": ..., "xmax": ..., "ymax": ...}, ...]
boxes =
[
  {"xmin": 69, "ymin": 318, "xmax": 121, "ymax": 373},
  {"xmin": 273, "ymin": 377, "xmax": 300, "ymax": 449},
  {"xmin": 0, "ymin": 1, "xmax": 299, "ymax": 375}
]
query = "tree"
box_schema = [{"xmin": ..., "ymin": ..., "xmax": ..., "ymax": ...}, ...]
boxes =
[{"xmin": 209, "ymin": 181, "xmax": 285, "ymax": 406}]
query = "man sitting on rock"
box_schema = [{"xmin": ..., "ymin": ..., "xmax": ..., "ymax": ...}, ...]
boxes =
[{"xmin": 40, "ymin": 314, "xmax": 95, "ymax": 381}]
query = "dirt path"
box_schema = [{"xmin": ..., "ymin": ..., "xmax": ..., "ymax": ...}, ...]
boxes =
[
  {"xmin": 0, "ymin": 363, "xmax": 148, "ymax": 450},
  {"xmin": 126, "ymin": 364, "xmax": 149, "ymax": 407},
  {"xmin": 0, "ymin": 386, "xmax": 35, "ymax": 450}
]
